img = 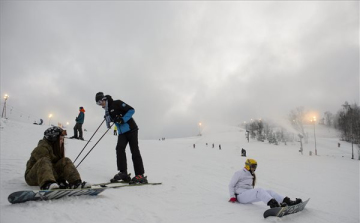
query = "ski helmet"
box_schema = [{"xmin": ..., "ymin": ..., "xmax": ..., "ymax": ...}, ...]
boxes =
[
  {"xmin": 245, "ymin": 159, "xmax": 257, "ymax": 171},
  {"xmin": 95, "ymin": 92, "xmax": 106, "ymax": 104},
  {"xmin": 44, "ymin": 126, "xmax": 66, "ymax": 142}
]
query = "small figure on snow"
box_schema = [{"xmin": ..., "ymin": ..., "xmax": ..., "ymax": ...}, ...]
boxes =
[
  {"xmin": 70, "ymin": 107, "xmax": 85, "ymax": 140},
  {"xmin": 95, "ymin": 92, "xmax": 147, "ymax": 184},
  {"xmin": 241, "ymin": 148, "xmax": 246, "ymax": 157},
  {"xmin": 24, "ymin": 126, "xmax": 91, "ymax": 190},
  {"xmin": 228, "ymin": 159, "xmax": 302, "ymax": 208}
]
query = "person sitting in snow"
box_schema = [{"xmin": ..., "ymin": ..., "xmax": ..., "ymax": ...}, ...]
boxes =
[
  {"xmin": 228, "ymin": 159, "xmax": 302, "ymax": 208},
  {"xmin": 24, "ymin": 126, "xmax": 91, "ymax": 190}
]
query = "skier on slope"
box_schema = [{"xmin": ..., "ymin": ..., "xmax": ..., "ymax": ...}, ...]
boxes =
[
  {"xmin": 228, "ymin": 159, "xmax": 302, "ymax": 208},
  {"xmin": 95, "ymin": 92, "xmax": 147, "ymax": 184},
  {"xmin": 25, "ymin": 126, "xmax": 91, "ymax": 190},
  {"xmin": 70, "ymin": 106, "xmax": 85, "ymax": 140}
]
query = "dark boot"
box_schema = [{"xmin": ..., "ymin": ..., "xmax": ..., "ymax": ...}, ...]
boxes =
[
  {"xmin": 129, "ymin": 175, "xmax": 148, "ymax": 184},
  {"xmin": 283, "ymin": 197, "xmax": 302, "ymax": 206},
  {"xmin": 111, "ymin": 172, "xmax": 131, "ymax": 182},
  {"xmin": 267, "ymin": 198, "xmax": 280, "ymax": 208}
]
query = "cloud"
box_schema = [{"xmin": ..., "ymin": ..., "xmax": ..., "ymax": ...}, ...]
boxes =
[{"xmin": 1, "ymin": 1, "xmax": 358, "ymax": 139}]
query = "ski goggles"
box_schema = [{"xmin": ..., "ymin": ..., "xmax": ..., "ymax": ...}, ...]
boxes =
[{"xmin": 250, "ymin": 164, "xmax": 257, "ymax": 169}]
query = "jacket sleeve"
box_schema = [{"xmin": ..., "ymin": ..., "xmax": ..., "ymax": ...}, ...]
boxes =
[
  {"xmin": 228, "ymin": 171, "xmax": 241, "ymax": 198},
  {"xmin": 122, "ymin": 109, "xmax": 135, "ymax": 123},
  {"xmin": 113, "ymin": 101, "xmax": 135, "ymax": 123}
]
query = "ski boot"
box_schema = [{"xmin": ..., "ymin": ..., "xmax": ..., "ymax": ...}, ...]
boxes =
[
  {"xmin": 283, "ymin": 197, "xmax": 302, "ymax": 206},
  {"xmin": 129, "ymin": 175, "xmax": 148, "ymax": 185},
  {"xmin": 111, "ymin": 172, "xmax": 131, "ymax": 183}
]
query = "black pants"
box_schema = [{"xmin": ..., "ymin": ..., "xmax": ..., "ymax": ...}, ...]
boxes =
[
  {"xmin": 116, "ymin": 130, "xmax": 144, "ymax": 175},
  {"xmin": 73, "ymin": 123, "xmax": 83, "ymax": 138}
]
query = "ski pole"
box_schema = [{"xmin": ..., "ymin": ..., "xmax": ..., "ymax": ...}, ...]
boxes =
[
  {"xmin": 75, "ymin": 123, "xmax": 114, "ymax": 168},
  {"xmin": 73, "ymin": 119, "xmax": 105, "ymax": 164}
]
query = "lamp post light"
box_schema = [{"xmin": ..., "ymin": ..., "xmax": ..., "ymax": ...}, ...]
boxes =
[
  {"xmin": 310, "ymin": 116, "xmax": 317, "ymax": 155},
  {"xmin": 2, "ymin": 94, "xmax": 9, "ymax": 118},
  {"xmin": 48, "ymin": 114, "xmax": 53, "ymax": 126}
]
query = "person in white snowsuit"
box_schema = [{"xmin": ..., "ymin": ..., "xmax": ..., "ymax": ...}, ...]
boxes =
[{"xmin": 228, "ymin": 159, "xmax": 302, "ymax": 208}]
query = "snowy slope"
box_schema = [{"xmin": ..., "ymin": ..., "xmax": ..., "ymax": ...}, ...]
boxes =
[{"xmin": 0, "ymin": 119, "xmax": 359, "ymax": 223}]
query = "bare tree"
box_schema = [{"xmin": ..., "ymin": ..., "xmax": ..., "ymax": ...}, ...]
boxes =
[
  {"xmin": 324, "ymin": 111, "xmax": 333, "ymax": 127},
  {"xmin": 289, "ymin": 107, "xmax": 307, "ymax": 142}
]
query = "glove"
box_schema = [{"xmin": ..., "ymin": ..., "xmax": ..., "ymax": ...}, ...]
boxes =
[
  {"xmin": 113, "ymin": 116, "xmax": 124, "ymax": 124},
  {"xmin": 229, "ymin": 197, "xmax": 237, "ymax": 203}
]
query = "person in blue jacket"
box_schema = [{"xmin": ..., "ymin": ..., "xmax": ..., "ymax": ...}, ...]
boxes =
[
  {"xmin": 70, "ymin": 107, "xmax": 85, "ymax": 140},
  {"xmin": 95, "ymin": 92, "xmax": 147, "ymax": 184}
]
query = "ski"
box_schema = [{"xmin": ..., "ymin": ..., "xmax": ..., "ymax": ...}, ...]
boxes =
[
  {"xmin": 65, "ymin": 137, "xmax": 89, "ymax": 142},
  {"xmin": 95, "ymin": 182, "xmax": 162, "ymax": 189}
]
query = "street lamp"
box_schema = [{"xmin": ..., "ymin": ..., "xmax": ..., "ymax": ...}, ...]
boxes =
[
  {"xmin": 2, "ymin": 94, "xmax": 9, "ymax": 118},
  {"xmin": 310, "ymin": 116, "xmax": 317, "ymax": 155},
  {"xmin": 48, "ymin": 114, "xmax": 53, "ymax": 126}
]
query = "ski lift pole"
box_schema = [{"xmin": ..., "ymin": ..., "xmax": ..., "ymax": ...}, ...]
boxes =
[
  {"xmin": 75, "ymin": 123, "xmax": 114, "ymax": 168},
  {"xmin": 73, "ymin": 119, "xmax": 105, "ymax": 163}
]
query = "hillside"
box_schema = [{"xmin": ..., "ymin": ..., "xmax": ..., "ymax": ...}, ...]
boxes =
[{"xmin": 0, "ymin": 119, "xmax": 359, "ymax": 223}]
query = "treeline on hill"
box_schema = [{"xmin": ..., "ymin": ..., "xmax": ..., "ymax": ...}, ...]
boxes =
[
  {"xmin": 242, "ymin": 119, "xmax": 296, "ymax": 145},
  {"xmin": 242, "ymin": 101, "xmax": 360, "ymax": 148}
]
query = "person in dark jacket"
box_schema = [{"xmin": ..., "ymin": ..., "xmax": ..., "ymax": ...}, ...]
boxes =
[
  {"xmin": 95, "ymin": 92, "xmax": 147, "ymax": 184},
  {"xmin": 70, "ymin": 107, "xmax": 85, "ymax": 140},
  {"xmin": 25, "ymin": 126, "xmax": 90, "ymax": 190}
]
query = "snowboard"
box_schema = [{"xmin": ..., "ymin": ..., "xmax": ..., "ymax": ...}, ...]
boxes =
[
  {"xmin": 8, "ymin": 187, "xmax": 106, "ymax": 204},
  {"xmin": 263, "ymin": 198, "xmax": 310, "ymax": 218},
  {"xmin": 8, "ymin": 182, "xmax": 162, "ymax": 204}
]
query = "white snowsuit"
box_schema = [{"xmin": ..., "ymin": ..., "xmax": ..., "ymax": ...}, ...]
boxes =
[{"xmin": 228, "ymin": 168, "xmax": 285, "ymax": 205}]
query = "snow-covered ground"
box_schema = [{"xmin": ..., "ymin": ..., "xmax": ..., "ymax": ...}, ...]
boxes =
[{"xmin": 1, "ymin": 118, "xmax": 359, "ymax": 223}]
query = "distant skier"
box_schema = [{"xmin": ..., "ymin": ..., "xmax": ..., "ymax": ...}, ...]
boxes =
[
  {"xmin": 241, "ymin": 148, "xmax": 246, "ymax": 157},
  {"xmin": 70, "ymin": 107, "xmax": 85, "ymax": 140},
  {"xmin": 24, "ymin": 126, "xmax": 91, "ymax": 190},
  {"xmin": 228, "ymin": 159, "xmax": 302, "ymax": 208},
  {"xmin": 95, "ymin": 92, "xmax": 147, "ymax": 184}
]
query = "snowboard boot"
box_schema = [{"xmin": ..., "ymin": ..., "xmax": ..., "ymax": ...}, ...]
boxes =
[
  {"xmin": 129, "ymin": 175, "xmax": 148, "ymax": 185},
  {"xmin": 111, "ymin": 172, "xmax": 131, "ymax": 183},
  {"xmin": 79, "ymin": 137, "xmax": 84, "ymax": 141},
  {"xmin": 283, "ymin": 197, "xmax": 302, "ymax": 206},
  {"xmin": 70, "ymin": 136, "xmax": 78, "ymax": 139},
  {"xmin": 267, "ymin": 198, "xmax": 280, "ymax": 208},
  {"xmin": 41, "ymin": 181, "xmax": 60, "ymax": 190},
  {"xmin": 57, "ymin": 180, "xmax": 69, "ymax": 189},
  {"xmin": 69, "ymin": 180, "xmax": 91, "ymax": 189}
]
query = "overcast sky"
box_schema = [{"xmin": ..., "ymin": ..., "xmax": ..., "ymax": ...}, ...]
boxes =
[{"xmin": 1, "ymin": 1, "xmax": 359, "ymax": 139}]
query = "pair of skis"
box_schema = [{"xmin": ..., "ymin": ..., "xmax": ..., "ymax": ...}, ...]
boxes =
[{"xmin": 8, "ymin": 181, "xmax": 162, "ymax": 204}]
